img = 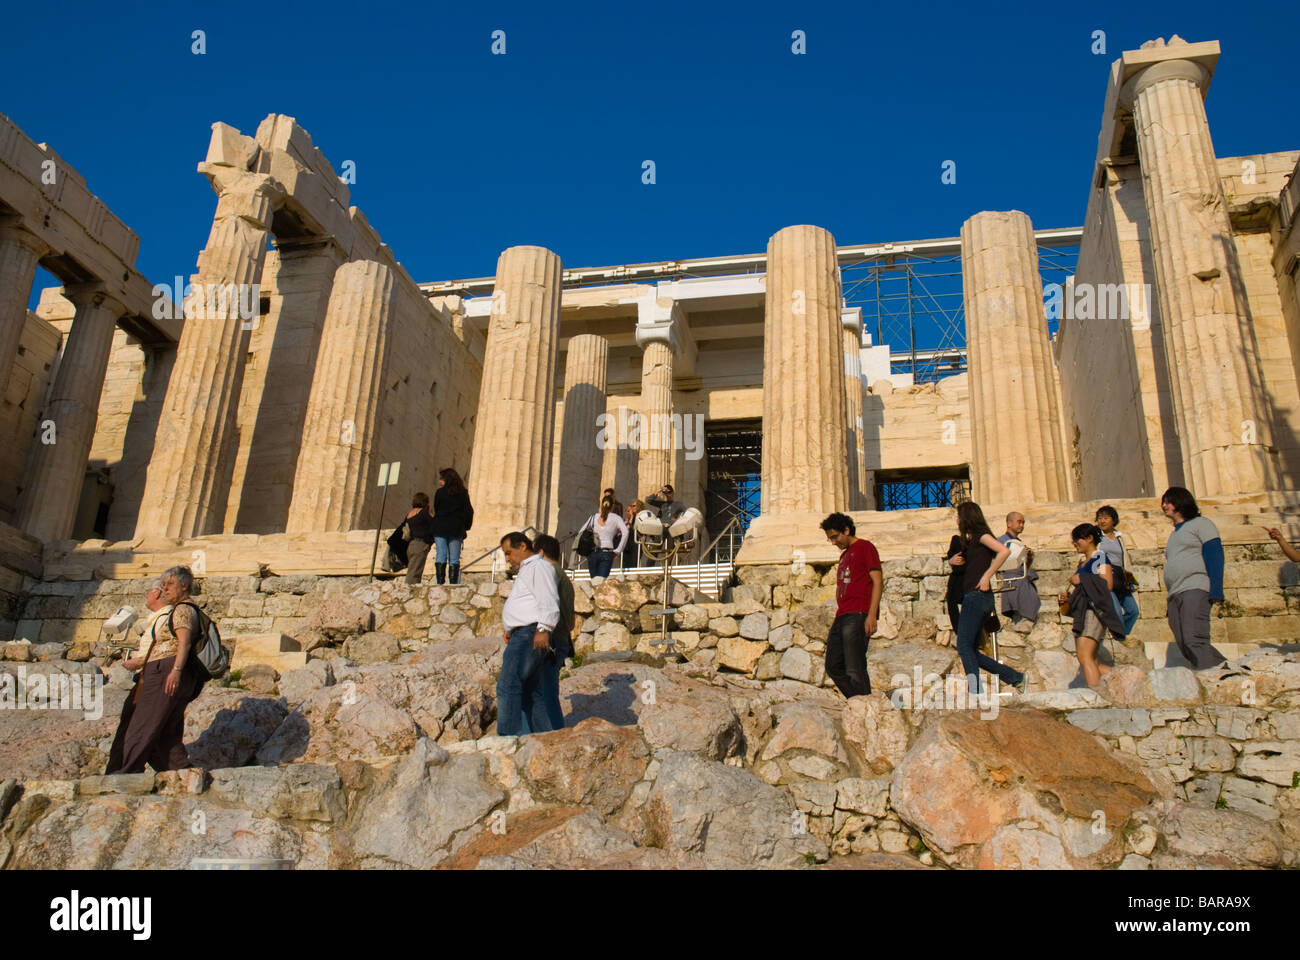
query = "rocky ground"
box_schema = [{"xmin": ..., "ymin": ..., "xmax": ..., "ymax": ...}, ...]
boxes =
[{"xmin": 3, "ymin": 600, "xmax": 1298, "ymax": 868}]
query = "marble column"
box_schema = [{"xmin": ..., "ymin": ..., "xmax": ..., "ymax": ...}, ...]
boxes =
[
  {"xmin": 286, "ymin": 260, "xmax": 396, "ymax": 533},
  {"xmin": 1125, "ymin": 56, "xmax": 1279, "ymax": 494},
  {"xmin": 762, "ymin": 224, "xmax": 850, "ymax": 515},
  {"xmin": 14, "ymin": 283, "xmax": 125, "ymax": 541},
  {"xmin": 0, "ymin": 219, "xmax": 50, "ymax": 402},
  {"xmin": 555, "ymin": 334, "xmax": 610, "ymax": 540},
  {"xmin": 637, "ymin": 339, "xmax": 675, "ymax": 496},
  {"xmin": 961, "ymin": 210, "xmax": 1069, "ymax": 504},
  {"xmin": 466, "ymin": 245, "xmax": 562, "ymax": 554},
  {"xmin": 842, "ymin": 312, "xmax": 874, "ymax": 510},
  {"xmin": 135, "ymin": 173, "xmax": 283, "ymax": 538}
]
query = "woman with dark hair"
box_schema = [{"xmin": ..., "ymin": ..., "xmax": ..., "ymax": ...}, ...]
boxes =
[
  {"xmin": 1160, "ymin": 486, "xmax": 1227, "ymax": 669},
  {"xmin": 1095, "ymin": 505, "xmax": 1139, "ymax": 634},
  {"xmin": 953, "ymin": 502, "xmax": 1026, "ymax": 695},
  {"xmin": 403, "ymin": 492, "xmax": 436, "ymax": 585},
  {"xmin": 577, "ymin": 496, "xmax": 628, "ymax": 580},
  {"xmin": 431, "ymin": 468, "xmax": 474, "ymax": 584},
  {"xmin": 1059, "ymin": 523, "xmax": 1126, "ymax": 686}
]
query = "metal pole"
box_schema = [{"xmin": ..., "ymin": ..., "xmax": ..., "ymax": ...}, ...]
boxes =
[{"xmin": 368, "ymin": 481, "xmax": 390, "ymax": 582}]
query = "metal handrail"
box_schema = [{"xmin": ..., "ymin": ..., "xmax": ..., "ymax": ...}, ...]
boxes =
[{"xmin": 458, "ymin": 525, "xmax": 542, "ymax": 583}]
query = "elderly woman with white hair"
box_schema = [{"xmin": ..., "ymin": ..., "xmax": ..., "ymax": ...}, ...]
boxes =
[{"xmin": 105, "ymin": 566, "xmax": 206, "ymax": 774}]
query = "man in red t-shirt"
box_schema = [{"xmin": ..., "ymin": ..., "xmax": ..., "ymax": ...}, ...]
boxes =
[{"xmin": 820, "ymin": 512, "xmax": 883, "ymax": 697}]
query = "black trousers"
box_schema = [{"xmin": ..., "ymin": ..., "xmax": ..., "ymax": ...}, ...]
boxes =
[{"xmin": 826, "ymin": 612, "xmax": 871, "ymax": 697}]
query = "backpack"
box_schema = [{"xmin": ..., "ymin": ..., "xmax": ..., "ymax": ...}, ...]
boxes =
[{"xmin": 169, "ymin": 601, "xmax": 229, "ymax": 680}]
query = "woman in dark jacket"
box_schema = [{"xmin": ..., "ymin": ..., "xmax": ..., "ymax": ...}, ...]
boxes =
[
  {"xmin": 431, "ymin": 467, "xmax": 473, "ymax": 584},
  {"xmin": 952, "ymin": 502, "xmax": 1026, "ymax": 696}
]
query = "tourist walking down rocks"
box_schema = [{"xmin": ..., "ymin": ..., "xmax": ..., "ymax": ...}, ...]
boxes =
[
  {"xmin": 402, "ymin": 492, "xmax": 436, "ymax": 585},
  {"xmin": 952, "ymin": 502, "xmax": 1027, "ymax": 695},
  {"xmin": 431, "ymin": 468, "xmax": 473, "ymax": 585},
  {"xmin": 1097, "ymin": 505, "xmax": 1140, "ymax": 634},
  {"xmin": 578, "ymin": 497, "xmax": 628, "ymax": 580},
  {"xmin": 1161, "ymin": 487, "xmax": 1227, "ymax": 670},
  {"xmin": 533, "ymin": 534, "xmax": 573, "ymax": 732},
  {"xmin": 105, "ymin": 567, "xmax": 206, "ymax": 774},
  {"xmin": 944, "ymin": 533, "xmax": 964, "ymax": 634},
  {"xmin": 820, "ymin": 512, "xmax": 882, "ymax": 698},
  {"xmin": 497, "ymin": 532, "xmax": 561, "ymax": 736},
  {"xmin": 1059, "ymin": 523, "xmax": 1126, "ymax": 687},
  {"xmin": 1263, "ymin": 526, "xmax": 1300, "ymax": 563},
  {"xmin": 106, "ymin": 579, "xmax": 171, "ymax": 773},
  {"xmin": 997, "ymin": 511, "xmax": 1040, "ymax": 629}
]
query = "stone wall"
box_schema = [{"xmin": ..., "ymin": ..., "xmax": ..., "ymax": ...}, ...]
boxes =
[{"xmin": 862, "ymin": 373, "xmax": 970, "ymax": 478}]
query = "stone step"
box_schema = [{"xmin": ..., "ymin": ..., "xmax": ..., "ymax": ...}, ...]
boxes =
[
  {"xmin": 1142, "ymin": 640, "xmax": 1260, "ymax": 669},
  {"xmin": 230, "ymin": 632, "xmax": 307, "ymax": 674}
]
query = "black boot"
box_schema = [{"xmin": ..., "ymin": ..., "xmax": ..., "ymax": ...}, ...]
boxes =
[
  {"xmin": 449, "ymin": 564, "xmax": 460, "ymax": 585},
  {"xmin": 435, "ymin": 562, "xmax": 447, "ymax": 585}
]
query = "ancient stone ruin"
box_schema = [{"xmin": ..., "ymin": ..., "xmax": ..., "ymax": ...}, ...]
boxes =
[{"xmin": 1, "ymin": 36, "xmax": 1297, "ymax": 869}]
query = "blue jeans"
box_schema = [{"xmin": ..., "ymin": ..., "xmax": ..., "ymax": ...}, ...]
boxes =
[
  {"xmin": 955, "ymin": 589, "xmax": 1023, "ymax": 694},
  {"xmin": 530, "ymin": 631, "xmax": 569, "ymax": 733},
  {"xmin": 434, "ymin": 537, "xmax": 462, "ymax": 565},
  {"xmin": 497, "ymin": 625, "xmax": 547, "ymax": 736},
  {"xmin": 587, "ymin": 549, "xmax": 614, "ymax": 579},
  {"xmin": 1118, "ymin": 593, "xmax": 1139, "ymax": 635}
]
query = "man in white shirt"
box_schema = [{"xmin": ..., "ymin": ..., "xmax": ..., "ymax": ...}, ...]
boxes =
[{"xmin": 497, "ymin": 532, "xmax": 561, "ymax": 736}]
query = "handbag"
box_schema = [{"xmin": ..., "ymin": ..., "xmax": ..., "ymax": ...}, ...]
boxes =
[{"xmin": 577, "ymin": 526, "xmax": 597, "ymax": 558}]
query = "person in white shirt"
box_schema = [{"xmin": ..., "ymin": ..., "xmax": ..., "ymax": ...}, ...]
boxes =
[
  {"xmin": 497, "ymin": 532, "xmax": 561, "ymax": 735},
  {"xmin": 578, "ymin": 497, "xmax": 628, "ymax": 580}
]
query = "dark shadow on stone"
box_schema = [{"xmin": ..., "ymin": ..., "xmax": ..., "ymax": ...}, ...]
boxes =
[{"xmin": 562, "ymin": 671, "xmax": 639, "ymax": 727}]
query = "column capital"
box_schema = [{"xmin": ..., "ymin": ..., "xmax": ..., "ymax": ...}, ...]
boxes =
[
  {"xmin": 1121, "ymin": 58, "xmax": 1211, "ymax": 106},
  {"xmin": 635, "ymin": 295, "xmax": 684, "ymax": 353},
  {"xmin": 62, "ymin": 281, "xmax": 127, "ymax": 318},
  {"xmin": 841, "ymin": 306, "xmax": 862, "ymax": 334},
  {"xmin": 0, "ymin": 216, "xmax": 51, "ymax": 258}
]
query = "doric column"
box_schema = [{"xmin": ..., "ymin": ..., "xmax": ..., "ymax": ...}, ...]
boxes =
[
  {"xmin": 634, "ymin": 296, "xmax": 684, "ymax": 497},
  {"xmin": 286, "ymin": 260, "xmax": 396, "ymax": 533},
  {"xmin": 0, "ymin": 219, "xmax": 50, "ymax": 401},
  {"xmin": 842, "ymin": 309, "xmax": 874, "ymax": 510},
  {"xmin": 961, "ymin": 210, "xmax": 1068, "ymax": 504},
  {"xmin": 466, "ymin": 245, "xmax": 562, "ymax": 551},
  {"xmin": 762, "ymin": 224, "xmax": 850, "ymax": 515},
  {"xmin": 1123, "ymin": 54, "xmax": 1279, "ymax": 494},
  {"xmin": 14, "ymin": 283, "xmax": 125, "ymax": 541},
  {"xmin": 555, "ymin": 334, "xmax": 609, "ymax": 540},
  {"xmin": 135, "ymin": 173, "xmax": 283, "ymax": 538}
]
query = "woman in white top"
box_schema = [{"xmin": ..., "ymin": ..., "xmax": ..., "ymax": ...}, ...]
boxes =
[{"xmin": 580, "ymin": 498, "xmax": 628, "ymax": 580}]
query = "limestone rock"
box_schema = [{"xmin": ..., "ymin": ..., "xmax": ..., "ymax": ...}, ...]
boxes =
[
  {"xmin": 792, "ymin": 601, "xmax": 835, "ymax": 640},
  {"xmin": 891, "ymin": 709, "xmax": 1159, "ymax": 869},
  {"xmin": 561, "ymin": 663, "xmax": 743, "ymax": 761},
  {"xmin": 779, "ymin": 646, "xmax": 814, "ymax": 682},
  {"xmin": 350, "ymin": 740, "xmax": 504, "ymax": 868},
  {"xmin": 715, "ymin": 635, "xmax": 769, "ymax": 673},
  {"xmin": 841, "ymin": 693, "xmax": 911, "ymax": 774},
  {"xmin": 1154, "ymin": 804, "xmax": 1285, "ymax": 868},
  {"xmin": 835, "ymin": 778, "xmax": 890, "ymax": 817},
  {"xmin": 255, "ymin": 683, "xmax": 420, "ymax": 764},
  {"xmin": 760, "ymin": 702, "xmax": 849, "ymax": 764},
  {"xmin": 207, "ymin": 764, "xmax": 345, "ymax": 821},
  {"xmin": 305, "ymin": 593, "xmax": 372, "ymax": 637},
  {"xmin": 184, "ymin": 689, "xmax": 288, "ymax": 770},
  {"xmin": 642, "ymin": 750, "xmax": 826, "ymax": 867},
  {"xmin": 516, "ymin": 718, "xmax": 649, "ymax": 814},
  {"xmin": 277, "ymin": 659, "xmax": 335, "ymax": 706},
  {"xmin": 343, "ymin": 631, "xmax": 402, "ymax": 664},
  {"xmin": 1149, "ymin": 667, "xmax": 1201, "ymax": 704},
  {"xmin": 239, "ymin": 663, "xmax": 279, "ymax": 695},
  {"xmin": 1096, "ymin": 665, "xmax": 1153, "ymax": 707},
  {"xmin": 592, "ymin": 579, "xmax": 648, "ymax": 612},
  {"xmin": 593, "ymin": 622, "xmax": 634, "ymax": 653},
  {"xmin": 868, "ymin": 642, "xmax": 957, "ymax": 694}
]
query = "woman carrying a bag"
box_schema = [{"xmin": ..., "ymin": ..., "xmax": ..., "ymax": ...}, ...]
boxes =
[
  {"xmin": 1095, "ymin": 505, "xmax": 1140, "ymax": 634},
  {"xmin": 579, "ymin": 497, "xmax": 628, "ymax": 580}
]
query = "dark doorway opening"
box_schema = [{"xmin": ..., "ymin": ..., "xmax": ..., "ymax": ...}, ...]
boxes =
[{"xmin": 874, "ymin": 466, "xmax": 970, "ymax": 511}]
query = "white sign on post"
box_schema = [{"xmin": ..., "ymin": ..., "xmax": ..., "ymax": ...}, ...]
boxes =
[{"xmin": 378, "ymin": 461, "xmax": 401, "ymax": 487}]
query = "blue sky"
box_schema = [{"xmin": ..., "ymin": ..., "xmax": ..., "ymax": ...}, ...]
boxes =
[{"xmin": 3, "ymin": 0, "xmax": 1295, "ymax": 305}]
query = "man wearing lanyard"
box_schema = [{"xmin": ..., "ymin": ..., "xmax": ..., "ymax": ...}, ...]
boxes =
[{"xmin": 497, "ymin": 532, "xmax": 561, "ymax": 735}]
